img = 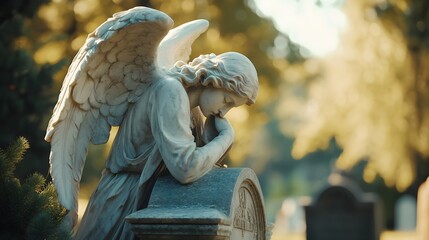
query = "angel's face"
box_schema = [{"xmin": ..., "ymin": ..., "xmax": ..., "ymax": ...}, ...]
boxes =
[{"xmin": 198, "ymin": 87, "xmax": 247, "ymax": 118}]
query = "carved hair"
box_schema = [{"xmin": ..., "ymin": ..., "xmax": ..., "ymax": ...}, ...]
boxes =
[{"xmin": 170, "ymin": 52, "xmax": 259, "ymax": 105}]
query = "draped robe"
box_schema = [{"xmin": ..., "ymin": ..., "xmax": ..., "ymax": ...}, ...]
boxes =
[{"xmin": 75, "ymin": 77, "xmax": 233, "ymax": 239}]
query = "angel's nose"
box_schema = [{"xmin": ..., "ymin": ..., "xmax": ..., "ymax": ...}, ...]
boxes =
[{"xmin": 219, "ymin": 106, "xmax": 231, "ymax": 117}]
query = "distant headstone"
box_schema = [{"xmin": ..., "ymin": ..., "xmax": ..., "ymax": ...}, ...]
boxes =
[
  {"xmin": 304, "ymin": 172, "xmax": 383, "ymax": 240},
  {"xmin": 417, "ymin": 177, "xmax": 429, "ymax": 240},
  {"xmin": 126, "ymin": 168, "xmax": 267, "ymax": 239},
  {"xmin": 395, "ymin": 195, "xmax": 416, "ymax": 230}
]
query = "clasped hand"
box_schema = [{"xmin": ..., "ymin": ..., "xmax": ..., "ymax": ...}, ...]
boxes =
[{"xmin": 202, "ymin": 115, "xmax": 234, "ymax": 144}]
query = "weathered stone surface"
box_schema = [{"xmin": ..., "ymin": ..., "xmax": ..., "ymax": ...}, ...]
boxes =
[
  {"xmin": 304, "ymin": 172, "xmax": 383, "ymax": 240},
  {"xmin": 126, "ymin": 168, "xmax": 266, "ymax": 239},
  {"xmin": 395, "ymin": 194, "xmax": 416, "ymax": 230}
]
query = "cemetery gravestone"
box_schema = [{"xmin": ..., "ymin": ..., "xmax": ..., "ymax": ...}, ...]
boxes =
[
  {"xmin": 395, "ymin": 194, "xmax": 416, "ymax": 230},
  {"xmin": 126, "ymin": 168, "xmax": 267, "ymax": 240},
  {"xmin": 304, "ymin": 173, "xmax": 383, "ymax": 240}
]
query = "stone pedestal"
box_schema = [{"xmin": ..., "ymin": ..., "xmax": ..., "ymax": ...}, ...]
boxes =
[{"xmin": 125, "ymin": 168, "xmax": 267, "ymax": 239}]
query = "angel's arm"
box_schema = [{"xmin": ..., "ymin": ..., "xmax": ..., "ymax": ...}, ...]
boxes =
[{"xmin": 150, "ymin": 81, "xmax": 233, "ymax": 184}]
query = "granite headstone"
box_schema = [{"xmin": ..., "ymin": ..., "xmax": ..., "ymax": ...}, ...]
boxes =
[
  {"xmin": 304, "ymin": 172, "xmax": 383, "ymax": 240},
  {"xmin": 126, "ymin": 168, "xmax": 267, "ymax": 239},
  {"xmin": 395, "ymin": 194, "xmax": 416, "ymax": 230}
]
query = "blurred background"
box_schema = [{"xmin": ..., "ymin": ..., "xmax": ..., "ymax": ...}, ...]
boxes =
[{"xmin": 2, "ymin": 0, "xmax": 429, "ymax": 238}]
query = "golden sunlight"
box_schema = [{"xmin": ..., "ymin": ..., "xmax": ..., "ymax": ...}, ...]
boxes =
[
  {"xmin": 34, "ymin": 42, "xmax": 66, "ymax": 64},
  {"xmin": 74, "ymin": 0, "xmax": 97, "ymax": 19},
  {"xmin": 228, "ymin": 106, "xmax": 249, "ymax": 123},
  {"xmin": 38, "ymin": 4, "xmax": 67, "ymax": 31},
  {"xmin": 77, "ymin": 198, "xmax": 89, "ymax": 223}
]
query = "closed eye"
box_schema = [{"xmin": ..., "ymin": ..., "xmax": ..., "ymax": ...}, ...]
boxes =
[{"xmin": 224, "ymin": 95, "xmax": 234, "ymax": 106}]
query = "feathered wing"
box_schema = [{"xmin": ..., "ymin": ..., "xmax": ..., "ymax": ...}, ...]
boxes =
[
  {"xmin": 44, "ymin": 7, "xmax": 173, "ymax": 226},
  {"xmin": 156, "ymin": 19, "xmax": 209, "ymax": 155},
  {"xmin": 157, "ymin": 19, "xmax": 209, "ymax": 69}
]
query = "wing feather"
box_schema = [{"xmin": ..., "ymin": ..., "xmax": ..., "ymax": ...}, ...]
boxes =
[
  {"xmin": 99, "ymin": 102, "xmax": 110, "ymax": 117},
  {"xmin": 123, "ymin": 72, "xmax": 141, "ymax": 90},
  {"xmin": 88, "ymin": 60, "xmax": 110, "ymax": 79},
  {"xmin": 99, "ymin": 40, "xmax": 115, "ymax": 53},
  {"xmin": 91, "ymin": 116, "xmax": 111, "ymax": 145},
  {"xmin": 106, "ymin": 83, "xmax": 128, "ymax": 105},
  {"xmin": 72, "ymin": 77, "xmax": 94, "ymax": 105},
  {"xmin": 45, "ymin": 7, "xmax": 173, "ymax": 226},
  {"xmin": 108, "ymin": 61, "xmax": 127, "ymax": 81},
  {"xmin": 110, "ymin": 101, "xmax": 129, "ymax": 117},
  {"xmin": 106, "ymin": 44, "xmax": 121, "ymax": 62},
  {"xmin": 107, "ymin": 115, "xmax": 123, "ymax": 126},
  {"xmin": 49, "ymin": 106, "xmax": 86, "ymax": 211},
  {"xmin": 157, "ymin": 19, "xmax": 209, "ymax": 69},
  {"xmin": 89, "ymin": 90, "xmax": 101, "ymax": 108},
  {"xmin": 94, "ymin": 75, "xmax": 109, "ymax": 102}
]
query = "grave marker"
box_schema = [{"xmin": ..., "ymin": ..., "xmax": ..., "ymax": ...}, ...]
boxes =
[
  {"xmin": 395, "ymin": 194, "xmax": 416, "ymax": 230},
  {"xmin": 304, "ymin": 172, "xmax": 383, "ymax": 240},
  {"xmin": 126, "ymin": 168, "xmax": 267, "ymax": 239}
]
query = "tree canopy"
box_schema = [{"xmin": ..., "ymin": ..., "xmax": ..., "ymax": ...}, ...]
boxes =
[{"xmin": 292, "ymin": 0, "xmax": 429, "ymax": 191}]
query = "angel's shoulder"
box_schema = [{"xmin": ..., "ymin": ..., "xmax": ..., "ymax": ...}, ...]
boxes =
[
  {"xmin": 149, "ymin": 77, "xmax": 187, "ymax": 102},
  {"xmin": 149, "ymin": 77, "xmax": 189, "ymax": 112},
  {"xmin": 154, "ymin": 77, "xmax": 186, "ymax": 95}
]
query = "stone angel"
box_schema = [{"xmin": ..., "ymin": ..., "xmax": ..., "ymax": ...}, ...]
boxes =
[{"xmin": 45, "ymin": 7, "xmax": 258, "ymax": 239}]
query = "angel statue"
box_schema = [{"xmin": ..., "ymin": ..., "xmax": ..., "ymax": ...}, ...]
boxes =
[{"xmin": 45, "ymin": 6, "xmax": 258, "ymax": 239}]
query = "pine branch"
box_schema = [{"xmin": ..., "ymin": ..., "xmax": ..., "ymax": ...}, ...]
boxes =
[
  {"xmin": 0, "ymin": 136, "xmax": 28, "ymax": 181},
  {"xmin": 0, "ymin": 138, "xmax": 70, "ymax": 239}
]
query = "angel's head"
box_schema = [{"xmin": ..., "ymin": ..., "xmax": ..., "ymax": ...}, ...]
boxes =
[{"xmin": 173, "ymin": 52, "xmax": 259, "ymax": 117}]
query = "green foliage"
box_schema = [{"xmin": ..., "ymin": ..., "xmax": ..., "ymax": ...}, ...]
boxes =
[
  {"xmin": 0, "ymin": 0, "xmax": 64, "ymax": 178},
  {"xmin": 0, "ymin": 137, "xmax": 70, "ymax": 240},
  {"xmin": 0, "ymin": 0, "xmax": 50, "ymax": 24},
  {"xmin": 0, "ymin": 137, "xmax": 29, "ymax": 181}
]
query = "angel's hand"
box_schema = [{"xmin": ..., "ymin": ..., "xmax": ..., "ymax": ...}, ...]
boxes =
[
  {"xmin": 214, "ymin": 116, "xmax": 234, "ymax": 139},
  {"xmin": 202, "ymin": 115, "xmax": 218, "ymax": 143}
]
